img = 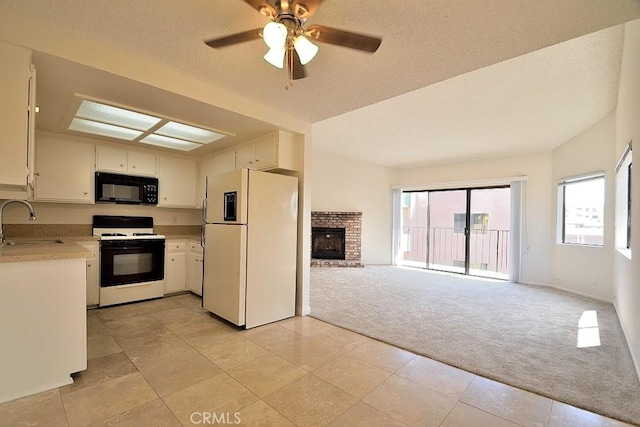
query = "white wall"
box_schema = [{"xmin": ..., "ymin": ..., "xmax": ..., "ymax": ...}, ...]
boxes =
[
  {"xmin": 396, "ymin": 152, "xmax": 553, "ymax": 286},
  {"xmin": 551, "ymin": 113, "xmax": 616, "ymax": 301},
  {"xmin": 614, "ymin": 19, "xmax": 640, "ymax": 378},
  {"xmin": 310, "ymin": 148, "xmax": 396, "ymax": 265},
  {"xmin": 1, "ymin": 202, "xmax": 200, "ymax": 226}
]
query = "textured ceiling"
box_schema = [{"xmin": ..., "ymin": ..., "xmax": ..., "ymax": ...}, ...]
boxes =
[
  {"xmin": 313, "ymin": 25, "xmax": 625, "ymax": 168},
  {"xmin": 1, "ymin": 1, "xmax": 639, "ymax": 166}
]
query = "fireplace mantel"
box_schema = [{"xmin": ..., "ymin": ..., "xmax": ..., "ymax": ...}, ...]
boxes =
[{"xmin": 311, "ymin": 211, "xmax": 363, "ymax": 267}]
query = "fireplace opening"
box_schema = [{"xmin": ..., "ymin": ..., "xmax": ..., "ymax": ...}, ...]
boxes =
[{"xmin": 312, "ymin": 227, "xmax": 346, "ymax": 260}]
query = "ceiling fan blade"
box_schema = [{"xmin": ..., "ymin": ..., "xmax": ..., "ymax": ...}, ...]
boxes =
[
  {"xmin": 291, "ymin": 48, "xmax": 306, "ymax": 80},
  {"xmin": 242, "ymin": 0, "xmax": 276, "ymax": 17},
  {"xmin": 204, "ymin": 29, "xmax": 262, "ymax": 48},
  {"xmin": 292, "ymin": 0, "xmax": 324, "ymax": 19},
  {"xmin": 306, "ymin": 24, "xmax": 382, "ymax": 53}
]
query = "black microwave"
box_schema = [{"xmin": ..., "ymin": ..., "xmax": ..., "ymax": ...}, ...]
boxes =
[{"xmin": 95, "ymin": 172, "xmax": 159, "ymax": 205}]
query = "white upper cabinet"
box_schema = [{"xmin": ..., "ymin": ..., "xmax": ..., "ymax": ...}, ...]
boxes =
[
  {"xmin": 0, "ymin": 41, "xmax": 35, "ymax": 199},
  {"xmin": 236, "ymin": 144, "xmax": 256, "ymax": 169},
  {"xmin": 96, "ymin": 145, "xmax": 157, "ymax": 176},
  {"xmin": 158, "ymin": 155, "xmax": 197, "ymax": 208},
  {"xmin": 212, "ymin": 150, "xmax": 236, "ymax": 175},
  {"xmin": 235, "ymin": 131, "xmax": 298, "ymax": 172},
  {"xmin": 128, "ymin": 150, "xmax": 157, "ymax": 176},
  {"xmin": 34, "ymin": 133, "xmax": 94, "ymax": 203},
  {"xmin": 95, "ymin": 145, "xmax": 126, "ymax": 173}
]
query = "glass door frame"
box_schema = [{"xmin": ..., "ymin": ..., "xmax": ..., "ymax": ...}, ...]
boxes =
[{"xmin": 400, "ymin": 184, "xmax": 510, "ymax": 279}]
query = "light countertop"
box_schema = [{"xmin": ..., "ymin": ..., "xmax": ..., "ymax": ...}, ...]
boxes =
[{"xmin": 0, "ymin": 237, "xmax": 95, "ymax": 264}]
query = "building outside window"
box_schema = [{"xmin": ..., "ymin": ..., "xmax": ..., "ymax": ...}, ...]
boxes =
[{"xmin": 558, "ymin": 173, "xmax": 605, "ymax": 246}]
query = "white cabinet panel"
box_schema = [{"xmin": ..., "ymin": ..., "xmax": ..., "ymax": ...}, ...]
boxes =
[
  {"xmin": 234, "ymin": 131, "xmax": 298, "ymax": 172},
  {"xmin": 96, "ymin": 146, "xmax": 127, "ymax": 173},
  {"xmin": 77, "ymin": 240, "xmax": 99, "ymax": 306},
  {"xmin": 254, "ymin": 135, "xmax": 277, "ymax": 169},
  {"xmin": 187, "ymin": 241, "xmax": 203, "ymax": 296},
  {"xmin": 128, "ymin": 151, "xmax": 156, "ymax": 176},
  {"xmin": 0, "ymin": 41, "xmax": 35, "ymax": 199},
  {"xmin": 96, "ymin": 146, "xmax": 157, "ymax": 176},
  {"xmin": 165, "ymin": 239, "xmax": 187, "ymax": 294},
  {"xmin": 35, "ymin": 135, "xmax": 93, "ymax": 203},
  {"xmin": 212, "ymin": 150, "xmax": 236, "ymax": 175},
  {"xmin": 158, "ymin": 155, "xmax": 197, "ymax": 207},
  {"xmin": 236, "ymin": 144, "xmax": 255, "ymax": 169}
]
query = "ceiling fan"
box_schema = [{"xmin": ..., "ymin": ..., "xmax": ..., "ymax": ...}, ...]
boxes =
[{"xmin": 204, "ymin": 0, "xmax": 382, "ymax": 84}]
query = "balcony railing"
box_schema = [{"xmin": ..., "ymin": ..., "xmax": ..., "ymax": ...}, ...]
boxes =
[{"xmin": 401, "ymin": 226, "xmax": 510, "ymax": 276}]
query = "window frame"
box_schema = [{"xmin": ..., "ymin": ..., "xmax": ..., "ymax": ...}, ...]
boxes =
[
  {"xmin": 557, "ymin": 172, "xmax": 605, "ymax": 247},
  {"xmin": 615, "ymin": 142, "xmax": 632, "ymax": 258}
]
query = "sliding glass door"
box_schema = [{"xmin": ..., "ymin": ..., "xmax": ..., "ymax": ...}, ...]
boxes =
[
  {"xmin": 468, "ymin": 187, "xmax": 510, "ymax": 279},
  {"xmin": 428, "ymin": 190, "xmax": 467, "ymax": 274},
  {"xmin": 400, "ymin": 191, "xmax": 429, "ymax": 268},
  {"xmin": 400, "ymin": 186, "xmax": 510, "ymax": 279}
]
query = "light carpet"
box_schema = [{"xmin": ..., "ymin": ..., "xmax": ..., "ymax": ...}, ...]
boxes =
[{"xmin": 310, "ymin": 265, "xmax": 640, "ymax": 425}]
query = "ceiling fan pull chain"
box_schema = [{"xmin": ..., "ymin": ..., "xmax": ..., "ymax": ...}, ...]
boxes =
[{"xmin": 286, "ymin": 46, "xmax": 294, "ymax": 90}]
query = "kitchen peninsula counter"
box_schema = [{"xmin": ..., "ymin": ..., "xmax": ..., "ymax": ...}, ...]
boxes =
[
  {"xmin": 0, "ymin": 237, "xmax": 88, "ymax": 404},
  {"xmin": 0, "ymin": 236, "xmax": 95, "ymax": 263}
]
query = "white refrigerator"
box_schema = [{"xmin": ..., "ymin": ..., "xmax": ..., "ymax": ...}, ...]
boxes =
[{"xmin": 202, "ymin": 168, "xmax": 298, "ymax": 329}]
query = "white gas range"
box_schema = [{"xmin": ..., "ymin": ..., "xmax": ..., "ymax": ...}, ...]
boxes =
[{"xmin": 92, "ymin": 216, "xmax": 166, "ymax": 307}]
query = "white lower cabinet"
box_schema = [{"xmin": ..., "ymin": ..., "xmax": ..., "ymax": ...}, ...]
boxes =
[
  {"xmin": 77, "ymin": 240, "xmax": 99, "ymax": 306},
  {"xmin": 165, "ymin": 240, "xmax": 186, "ymax": 294},
  {"xmin": 187, "ymin": 241, "xmax": 203, "ymax": 296}
]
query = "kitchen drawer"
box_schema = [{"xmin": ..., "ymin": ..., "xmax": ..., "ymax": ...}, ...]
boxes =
[{"xmin": 166, "ymin": 240, "xmax": 187, "ymax": 252}]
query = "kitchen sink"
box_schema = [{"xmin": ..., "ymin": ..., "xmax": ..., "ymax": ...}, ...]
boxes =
[{"xmin": 2, "ymin": 239, "xmax": 64, "ymax": 246}]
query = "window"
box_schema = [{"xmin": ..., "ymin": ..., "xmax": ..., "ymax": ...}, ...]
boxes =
[
  {"xmin": 471, "ymin": 213, "xmax": 489, "ymax": 233},
  {"xmin": 558, "ymin": 173, "xmax": 605, "ymax": 246},
  {"xmin": 615, "ymin": 143, "xmax": 632, "ymax": 256},
  {"xmin": 454, "ymin": 213, "xmax": 488, "ymax": 233},
  {"xmin": 453, "ymin": 213, "xmax": 466, "ymax": 233},
  {"xmin": 402, "ymin": 193, "xmax": 411, "ymax": 208}
]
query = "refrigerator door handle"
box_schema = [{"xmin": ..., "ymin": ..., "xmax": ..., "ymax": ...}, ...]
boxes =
[
  {"xmin": 200, "ymin": 224, "xmax": 205, "ymax": 248},
  {"xmin": 201, "ymin": 198, "xmax": 207, "ymax": 223},
  {"xmin": 201, "ymin": 176, "xmax": 209, "ymax": 223}
]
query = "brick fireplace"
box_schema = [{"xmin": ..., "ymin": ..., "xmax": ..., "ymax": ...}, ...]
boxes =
[{"xmin": 311, "ymin": 211, "xmax": 362, "ymax": 267}]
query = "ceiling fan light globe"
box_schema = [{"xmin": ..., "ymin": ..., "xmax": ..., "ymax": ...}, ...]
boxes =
[
  {"xmin": 263, "ymin": 21, "xmax": 287, "ymax": 49},
  {"xmin": 264, "ymin": 47, "xmax": 286, "ymax": 68},
  {"xmin": 294, "ymin": 35, "xmax": 319, "ymax": 65}
]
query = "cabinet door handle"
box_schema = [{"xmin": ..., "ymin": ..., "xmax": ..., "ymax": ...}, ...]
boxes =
[
  {"xmin": 132, "ymin": 165, "xmax": 136, "ymax": 168},
  {"xmin": 120, "ymin": 164, "xmax": 124, "ymax": 167},
  {"xmin": 87, "ymin": 263, "xmax": 92, "ymax": 267},
  {"xmin": 83, "ymin": 192, "xmax": 88, "ymax": 195}
]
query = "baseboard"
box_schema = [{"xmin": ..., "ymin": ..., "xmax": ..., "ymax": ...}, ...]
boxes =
[
  {"xmin": 296, "ymin": 305, "xmax": 311, "ymax": 316},
  {"xmin": 520, "ymin": 281, "xmax": 613, "ymax": 303},
  {"xmin": 613, "ymin": 301, "xmax": 640, "ymax": 385}
]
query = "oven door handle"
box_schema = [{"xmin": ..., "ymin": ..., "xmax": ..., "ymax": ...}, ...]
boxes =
[
  {"xmin": 115, "ymin": 282, "xmax": 153, "ymax": 289},
  {"xmin": 101, "ymin": 245, "xmax": 159, "ymax": 251}
]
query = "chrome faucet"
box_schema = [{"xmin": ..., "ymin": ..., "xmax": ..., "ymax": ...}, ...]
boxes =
[{"xmin": 0, "ymin": 199, "xmax": 37, "ymax": 246}]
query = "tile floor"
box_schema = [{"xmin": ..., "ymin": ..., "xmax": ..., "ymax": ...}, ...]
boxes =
[{"xmin": 0, "ymin": 293, "xmax": 633, "ymax": 426}]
